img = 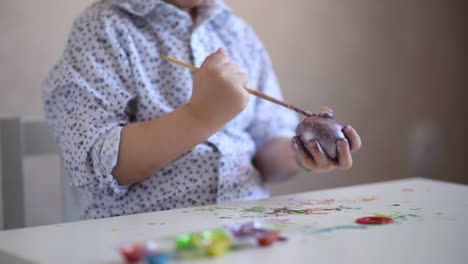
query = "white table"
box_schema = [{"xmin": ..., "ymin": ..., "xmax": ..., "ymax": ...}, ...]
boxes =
[{"xmin": 0, "ymin": 178, "xmax": 467, "ymax": 264}]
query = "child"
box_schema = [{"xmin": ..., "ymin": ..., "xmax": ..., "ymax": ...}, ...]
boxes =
[{"xmin": 43, "ymin": 0, "xmax": 361, "ymax": 219}]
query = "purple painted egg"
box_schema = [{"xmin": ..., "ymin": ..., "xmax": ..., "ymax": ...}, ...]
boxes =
[{"xmin": 295, "ymin": 107, "xmax": 345, "ymax": 159}]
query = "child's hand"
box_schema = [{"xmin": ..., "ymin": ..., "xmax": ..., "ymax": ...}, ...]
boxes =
[
  {"xmin": 291, "ymin": 126, "xmax": 362, "ymax": 172},
  {"xmin": 187, "ymin": 48, "xmax": 249, "ymax": 129}
]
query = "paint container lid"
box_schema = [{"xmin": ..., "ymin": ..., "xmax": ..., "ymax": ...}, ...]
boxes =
[
  {"xmin": 145, "ymin": 240, "xmax": 158, "ymax": 252},
  {"xmin": 144, "ymin": 252, "xmax": 171, "ymax": 264},
  {"xmin": 355, "ymin": 216, "xmax": 394, "ymax": 225}
]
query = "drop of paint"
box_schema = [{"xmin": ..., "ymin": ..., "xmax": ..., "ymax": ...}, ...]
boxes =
[{"xmin": 355, "ymin": 216, "xmax": 394, "ymax": 225}]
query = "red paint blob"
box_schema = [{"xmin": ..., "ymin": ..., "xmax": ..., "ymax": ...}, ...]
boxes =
[
  {"xmin": 257, "ymin": 231, "xmax": 280, "ymax": 246},
  {"xmin": 119, "ymin": 244, "xmax": 145, "ymax": 263},
  {"xmin": 356, "ymin": 216, "xmax": 394, "ymax": 225}
]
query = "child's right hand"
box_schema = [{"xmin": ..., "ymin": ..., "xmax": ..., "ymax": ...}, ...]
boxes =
[{"xmin": 187, "ymin": 48, "xmax": 249, "ymax": 130}]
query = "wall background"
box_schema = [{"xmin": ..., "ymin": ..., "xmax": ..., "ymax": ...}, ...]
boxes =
[{"xmin": 0, "ymin": 0, "xmax": 466, "ymax": 227}]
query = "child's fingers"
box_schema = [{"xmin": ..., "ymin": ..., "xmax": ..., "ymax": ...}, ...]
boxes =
[
  {"xmin": 201, "ymin": 48, "xmax": 228, "ymax": 67},
  {"xmin": 294, "ymin": 151, "xmax": 316, "ymax": 172},
  {"xmin": 342, "ymin": 125, "xmax": 362, "ymax": 152},
  {"xmin": 305, "ymin": 140, "xmax": 330, "ymax": 168},
  {"xmin": 221, "ymin": 64, "xmax": 247, "ymax": 86},
  {"xmin": 295, "ymin": 154, "xmax": 311, "ymax": 172},
  {"xmin": 292, "ymin": 137, "xmax": 317, "ymax": 171},
  {"xmin": 201, "ymin": 49, "xmax": 221, "ymax": 66},
  {"xmin": 337, "ymin": 139, "xmax": 353, "ymax": 170},
  {"xmin": 223, "ymin": 64, "xmax": 241, "ymax": 74},
  {"xmin": 292, "ymin": 136, "xmax": 312, "ymax": 158},
  {"xmin": 212, "ymin": 55, "xmax": 230, "ymax": 66},
  {"xmin": 234, "ymin": 72, "xmax": 248, "ymax": 86}
]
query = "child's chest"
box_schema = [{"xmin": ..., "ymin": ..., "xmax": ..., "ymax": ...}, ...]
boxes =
[{"xmin": 124, "ymin": 22, "xmax": 259, "ymax": 131}]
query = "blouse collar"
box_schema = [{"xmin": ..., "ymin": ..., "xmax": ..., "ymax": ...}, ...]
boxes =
[{"xmin": 108, "ymin": 0, "xmax": 230, "ymax": 26}]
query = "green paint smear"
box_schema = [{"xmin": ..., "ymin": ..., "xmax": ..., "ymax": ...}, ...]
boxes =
[
  {"xmin": 335, "ymin": 205, "xmax": 362, "ymax": 210},
  {"xmin": 241, "ymin": 205, "xmax": 362, "ymax": 215},
  {"xmin": 274, "ymin": 207, "xmax": 311, "ymax": 215},
  {"xmin": 241, "ymin": 206, "xmax": 268, "ymax": 213},
  {"xmin": 374, "ymin": 213, "xmax": 422, "ymax": 221},
  {"xmin": 408, "ymin": 213, "xmax": 422, "ymax": 218},
  {"xmin": 308, "ymin": 225, "xmax": 368, "ymax": 234},
  {"xmin": 194, "ymin": 206, "xmax": 235, "ymax": 212}
]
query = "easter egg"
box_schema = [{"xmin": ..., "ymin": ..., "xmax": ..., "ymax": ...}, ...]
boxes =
[{"xmin": 295, "ymin": 107, "xmax": 345, "ymax": 159}]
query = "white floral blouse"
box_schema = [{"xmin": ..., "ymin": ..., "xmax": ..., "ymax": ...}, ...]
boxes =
[{"xmin": 43, "ymin": 0, "xmax": 298, "ymax": 219}]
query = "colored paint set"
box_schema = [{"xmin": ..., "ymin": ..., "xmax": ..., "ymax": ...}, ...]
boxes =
[
  {"xmin": 119, "ymin": 222, "xmax": 286, "ymax": 263},
  {"xmin": 119, "ymin": 215, "xmax": 395, "ymax": 263}
]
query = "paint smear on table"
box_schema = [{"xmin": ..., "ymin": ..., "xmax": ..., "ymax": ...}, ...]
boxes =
[
  {"xmin": 259, "ymin": 218, "xmax": 314, "ymax": 231},
  {"xmin": 147, "ymin": 221, "xmax": 166, "ymax": 226},
  {"xmin": 187, "ymin": 195, "xmax": 378, "ymax": 217},
  {"xmin": 397, "ymin": 200, "xmax": 412, "ymax": 203},
  {"xmin": 356, "ymin": 196, "xmax": 378, "ymax": 202},
  {"xmin": 240, "ymin": 205, "xmax": 362, "ymax": 217},
  {"xmin": 194, "ymin": 206, "xmax": 237, "ymax": 212},
  {"xmin": 300, "ymin": 199, "xmax": 336, "ymax": 205},
  {"xmin": 300, "ymin": 196, "xmax": 379, "ymax": 205},
  {"xmin": 373, "ymin": 212, "xmax": 422, "ymax": 223},
  {"xmin": 241, "ymin": 206, "xmax": 268, "ymax": 213},
  {"xmin": 339, "ymin": 196, "xmax": 378, "ymax": 203},
  {"xmin": 308, "ymin": 225, "xmax": 368, "ymax": 234}
]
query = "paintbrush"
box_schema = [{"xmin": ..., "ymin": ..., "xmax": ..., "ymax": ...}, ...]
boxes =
[{"xmin": 160, "ymin": 54, "xmax": 312, "ymax": 117}]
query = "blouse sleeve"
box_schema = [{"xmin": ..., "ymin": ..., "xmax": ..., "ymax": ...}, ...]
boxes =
[
  {"xmin": 246, "ymin": 34, "xmax": 299, "ymax": 149},
  {"xmin": 43, "ymin": 10, "xmax": 135, "ymax": 198}
]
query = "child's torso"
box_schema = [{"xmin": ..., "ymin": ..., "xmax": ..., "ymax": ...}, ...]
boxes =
[{"xmin": 78, "ymin": 1, "xmax": 269, "ymax": 219}]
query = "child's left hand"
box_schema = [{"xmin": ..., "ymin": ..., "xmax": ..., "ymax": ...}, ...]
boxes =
[{"xmin": 291, "ymin": 125, "xmax": 362, "ymax": 172}]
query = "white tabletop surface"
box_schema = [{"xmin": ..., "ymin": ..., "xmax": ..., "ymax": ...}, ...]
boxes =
[{"xmin": 0, "ymin": 178, "xmax": 467, "ymax": 264}]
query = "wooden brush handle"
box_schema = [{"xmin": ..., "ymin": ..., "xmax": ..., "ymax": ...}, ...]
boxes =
[{"xmin": 160, "ymin": 54, "xmax": 312, "ymax": 117}]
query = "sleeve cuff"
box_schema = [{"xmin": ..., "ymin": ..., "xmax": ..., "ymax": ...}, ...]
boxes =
[
  {"xmin": 91, "ymin": 126, "xmax": 129, "ymax": 198},
  {"xmin": 257, "ymin": 128, "xmax": 297, "ymax": 150}
]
